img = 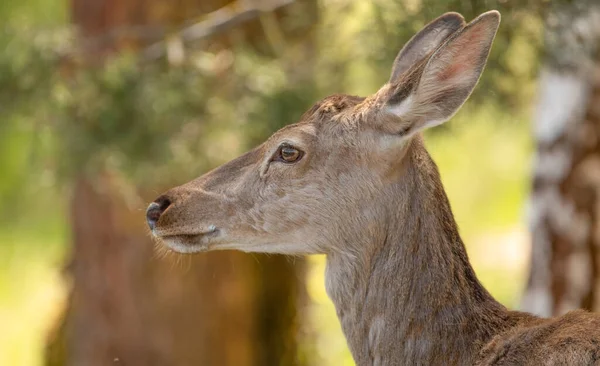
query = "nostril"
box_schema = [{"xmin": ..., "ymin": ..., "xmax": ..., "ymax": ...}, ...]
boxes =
[
  {"xmin": 146, "ymin": 195, "xmax": 172, "ymax": 230},
  {"xmin": 155, "ymin": 195, "xmax": 171, "ymax": 212},
  {"xmin": 146, "ymin": 203, "xmax": 162, "ymax": 230}
]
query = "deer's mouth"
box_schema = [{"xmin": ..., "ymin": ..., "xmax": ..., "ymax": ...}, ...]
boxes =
[{"xmin": 155, "ymin": 227, "xmax": 221, "ymax": 254}]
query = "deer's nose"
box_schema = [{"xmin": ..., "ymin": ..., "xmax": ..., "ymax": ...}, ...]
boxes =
[{"xmin": 146, "ymin": 195, "xmax": 172, "ymax": 230}]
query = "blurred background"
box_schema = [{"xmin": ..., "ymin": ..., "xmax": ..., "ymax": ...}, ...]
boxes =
[{"xmin": 1, "ymin": 0, "xmax": 599, "ymax": 365}]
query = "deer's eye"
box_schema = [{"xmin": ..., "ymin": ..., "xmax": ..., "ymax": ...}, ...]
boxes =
[{"xmin": 275, "ymin": 144, "xmax": 304, "ymax": 163}]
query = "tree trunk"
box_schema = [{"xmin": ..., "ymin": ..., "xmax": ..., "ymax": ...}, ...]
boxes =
[
  {"xmin": 522, "ymin": 0, "xmax": 600, "ymax": 316},
  {"xmin": 46, "ymin": 0, "xmax": 314, "ymax": 365}
]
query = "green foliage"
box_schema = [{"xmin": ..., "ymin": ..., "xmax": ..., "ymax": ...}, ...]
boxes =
[
  {"xmin": 0, "ymin": 34, "xmax": 314, "ymax": 190},
  {"xmin": 0, "ymin": 0, "xmax": 66, "ymax": 25},
  {"xmin": 0, "ymin": 24, "xmax": 65, "ymax": 222},
  {"xmin": 54, "ymin": 56, "xmax": 210, "ymax": 181}
]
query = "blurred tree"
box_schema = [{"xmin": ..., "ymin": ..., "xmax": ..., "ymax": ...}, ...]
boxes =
[
  {"xmin": 45, "ymin": 1, "xmax": 316, "ymax": 365},
  {"xmin": 522, "ymin": 0, "xmax": 600, "ymax": 316}
]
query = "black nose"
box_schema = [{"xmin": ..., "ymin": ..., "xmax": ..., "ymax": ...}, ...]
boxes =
[{"xmin": 146, "ymin": 195, "xmax": 172, "ymax": 230}]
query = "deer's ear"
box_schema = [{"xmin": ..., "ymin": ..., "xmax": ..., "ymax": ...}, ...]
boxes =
[
  {"xmin": 383, "ymin": 11, "xmax": 500, "ymax": 136},
  {"xmin": 390, "ymin": 12, "xmax": 465, "ymax": 82}
]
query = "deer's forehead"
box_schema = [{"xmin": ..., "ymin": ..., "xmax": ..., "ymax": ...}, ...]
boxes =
[
  {"xmin": 318, "ymin": 94, "xmax": 365, "ymax": 113},
  {"xmin": 300, "ymin": 94, "xmax": 367, "ymax": 124},
  {"xmin": 271, "ymin": 120, "xmax": 357, "ymax": 148},
  {"xmin": 267, "ymin": 94, "xmax": 371, "ymax": 148},
  {"xmin": 269, "ymin": 123, "xmax": 318, "ymax": 145}
]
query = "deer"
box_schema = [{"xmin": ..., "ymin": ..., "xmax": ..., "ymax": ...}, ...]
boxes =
[{"xmin": 146, "ymin": 10, "xmax": 600, "ymax": 365}]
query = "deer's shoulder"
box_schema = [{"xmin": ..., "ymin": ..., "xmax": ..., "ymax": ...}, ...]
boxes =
[{"xmin": 476, "ymin": 310, "xmax": 600, "ymax": 365}]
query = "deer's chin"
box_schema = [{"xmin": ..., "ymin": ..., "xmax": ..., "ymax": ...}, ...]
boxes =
[{"xmin": 156, "ymin": 229, "xmax": 221, "ymax": 254}]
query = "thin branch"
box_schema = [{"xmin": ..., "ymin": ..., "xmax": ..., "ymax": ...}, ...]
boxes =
[{"xmin": 141, "ymin": 0, "xmax": 294, "ymax": 61}]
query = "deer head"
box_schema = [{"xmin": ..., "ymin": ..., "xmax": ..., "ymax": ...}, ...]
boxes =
[{"xmin": 147, "ymin": 11, "xmax": 500, "ymax": 257}]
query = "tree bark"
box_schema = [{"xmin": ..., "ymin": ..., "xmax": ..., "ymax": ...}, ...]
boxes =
[{"xmin": 522, "ymin": 0, "xmax": 600, "ymax": 316}]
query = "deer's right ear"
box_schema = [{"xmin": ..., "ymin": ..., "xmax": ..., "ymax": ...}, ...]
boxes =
[{"xmin": 389, "ymin": 12, "xmax": 465, "ymax": 82}]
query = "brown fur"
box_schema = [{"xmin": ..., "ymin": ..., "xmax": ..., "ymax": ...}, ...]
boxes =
[{"xmin": 148, "ymin": 11, "xmax": 600, "ymax": 365}]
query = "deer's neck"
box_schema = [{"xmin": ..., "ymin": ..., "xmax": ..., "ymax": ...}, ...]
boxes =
[{"xmin": 325, "ymin": 140, "xmax": 511, "ymax": 365}]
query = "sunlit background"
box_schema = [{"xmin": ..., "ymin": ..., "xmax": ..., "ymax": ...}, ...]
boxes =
[{"xmin": 0, "ymin": 0, "xmax": 565, "ymax": 365}]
